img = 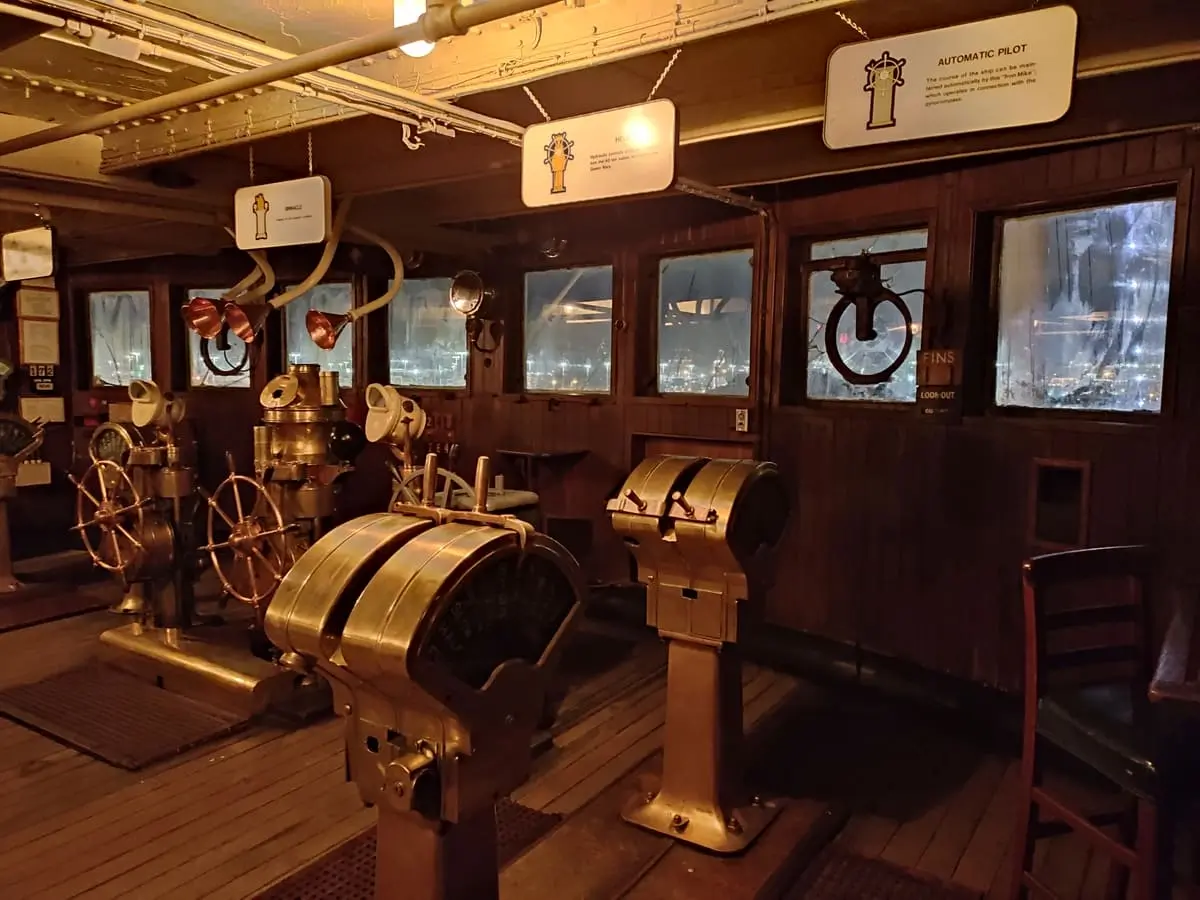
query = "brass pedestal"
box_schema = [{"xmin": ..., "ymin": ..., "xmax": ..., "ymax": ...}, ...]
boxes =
[
  {"xmin": 111, "ymin": 583, "xmax": 147, "ymax": 615},
  {"xmin": 376, "ymin": 807, "xmax": 499, "ymax": 900},
  {"xmin": 99, "ymin": 621, "xmax": 328, "ymax": 718},
  {"xmin": 622, "ymin": 639, "xmax": 781, "ymax": 853}
]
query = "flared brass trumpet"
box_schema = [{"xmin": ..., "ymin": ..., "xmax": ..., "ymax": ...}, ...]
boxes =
[
  {"xmin": 182, "ymin": 296, "xmax": 226, "ymax": 340},
  {"xmin": 224, "ymin": 303, "xmax": 272, "ymax": 343},
  {"xmin": 184, "ymin": 201, "xmax": 353, "ymax": 343},
  {"xmin": 304, "ymin": 223, "xmax": 405, "ymax": 351},
  {"xmin": 305, "ymin": 309, "xmax": 350, "ymax": 350}
]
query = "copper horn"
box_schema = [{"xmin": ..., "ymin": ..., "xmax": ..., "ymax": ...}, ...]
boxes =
[
  {"xmin": 225, "ymin": 302, "xmax": 272, "ymax": 344},
  {"xmin": 182, "ymin": 295, "xmax": 226, "ymax": 340},
  {"xmin": 306, "ymin": 309, "xmax": 351, "ymax": 350},
  {"xmin": 303, "ymin": 223, "xmax": 404, "ymax": 351}
]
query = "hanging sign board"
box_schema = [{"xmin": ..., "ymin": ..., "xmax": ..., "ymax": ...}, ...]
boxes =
[
  {"xmin": 916, "ymin": 349, "xmax": 964, "ymax": 421},
  {"xmin": 823, "ymin": 5, "xmax": 1078, "ymax": 151},
  {"xmin": 1, "ymin": 227, "xmax": 55, "ymax": 281},
  {"xmin": 233, "ymin": 175, "xmax": 332, "ymax": 250},
  {"xmin": 521, "ymin": 99, "xmax": 678, "ymax": 209}
]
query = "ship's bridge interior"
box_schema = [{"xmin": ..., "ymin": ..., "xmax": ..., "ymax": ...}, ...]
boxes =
[{"xmin": 0, "ymin": 1, "xmax": 1197, "ymax": 898}]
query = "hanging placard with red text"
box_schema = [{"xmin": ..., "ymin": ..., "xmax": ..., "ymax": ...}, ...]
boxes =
[
  {"xmin": 823, "ymin": 5, "xmax": 1078, "ymax": 150},
  {"xmin": 521, "ymin": 100, "xmax": 678, "ymax": 209}
]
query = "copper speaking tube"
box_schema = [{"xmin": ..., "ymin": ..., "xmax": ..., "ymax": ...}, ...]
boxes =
[
  {"xmin": 225, "ymin": 303, "xmax": 271, "ymax": 344},
  {"xmin": 182, "ymin": 296, "xmax": 226, "ymax": 340},
  {"xmin": 306, "ymin": 309, "xmax": 350, "ymax": 351}
]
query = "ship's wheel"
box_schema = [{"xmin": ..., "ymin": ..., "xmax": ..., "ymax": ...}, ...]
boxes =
[
  {"xmin": 202, "ymin": 466, "xmax": 294, "ymax": 609},
  {"xmin": 391, "ymin": 466, "xmax": 476, "ymax": 511},
  {"xmin": 70, "ymin": 460, "xmax": 149, "ymax": 575}
]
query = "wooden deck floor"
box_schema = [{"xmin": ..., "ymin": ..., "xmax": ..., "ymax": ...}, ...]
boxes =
[{"xmin": 0, "ymin": 610, "xmax": 1144, "ymax": 900}]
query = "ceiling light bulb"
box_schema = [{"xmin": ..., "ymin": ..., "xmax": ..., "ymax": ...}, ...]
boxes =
[{"xmin": 395, "ymin": 0, "xmax": 435, "ymax": 58}]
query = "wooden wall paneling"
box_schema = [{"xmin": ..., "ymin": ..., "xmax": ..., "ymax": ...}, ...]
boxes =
[{"xmin": 28, "ymin": 128, "xmax": 1198, "ymax": 694}]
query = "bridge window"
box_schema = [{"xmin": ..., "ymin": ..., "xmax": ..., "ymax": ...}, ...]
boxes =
[
  {"xmin": 656, "ymin": 250, "xmax": 753, "ymax": 397},
  {"xmin": 524, "ymin": 265, "xmax": 614, "ymax": 394},
  {"xmin": 283, "ymin": 283, "xmax": 354, "ymax": 386},
  {"xmin": 186, "ymin": 290, "xmax": 251, "ymax": 389},
  {"xmin": 88, "ymin": 290, "xmax": 152, "ymax": 388},
  {"xmin": 994, "ymin": 198, "xmax": 1176, "ymax": 414},
  {"xmin": 388, "ymin": 277, "xmax": 467, "ymax": 389},
  {"xmin": 805, "ymin": 230, "xmax": 927, "ymax": 403}
]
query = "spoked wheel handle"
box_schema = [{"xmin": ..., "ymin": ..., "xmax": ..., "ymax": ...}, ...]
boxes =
[
  {"xmin": 199, "ymin": 473, "xmax": 295, "ymax": 608},
  {"xmin": 392, "ymin": 466, "xmax": 476, "ymax": 510},
  {"xmin": 69, "ymin": 460, "xmax": 150, "ymax": 575}
]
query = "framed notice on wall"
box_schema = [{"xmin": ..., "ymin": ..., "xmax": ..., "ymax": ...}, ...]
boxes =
[
  {"xmin": 18, "ymin": 318, "xmax": 60, "ymax": 366},
  {"xmin": 16, "ymin": 286, "xmax": 60, "ymax": 320},
  {"xmin": 520, "ymin": 100, "xmax": 678, "ymax": 209},
  {"xmin": 823, "ymin": 5, "xmax": 1078, "ymax": 150}
]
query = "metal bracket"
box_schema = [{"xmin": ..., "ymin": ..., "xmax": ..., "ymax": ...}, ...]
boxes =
[{"xmin": 673, "ymin": 177, "xmax": 769, "ymax": 216}]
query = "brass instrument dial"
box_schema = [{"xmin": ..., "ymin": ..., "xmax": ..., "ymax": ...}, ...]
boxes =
[
  {"xmin": 88, "ymin": 423, "xmax": 140, "ymax": 465},
  {"xmin": 0, "ymin": 414, "xmax": 36, "ymax": 457},
  {"xmin": 421, "ymin": 552, "xmax": 578, "ymax": 689}
]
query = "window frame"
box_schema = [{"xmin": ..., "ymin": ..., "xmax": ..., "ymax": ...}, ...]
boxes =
[
  {"xmin": 980, "ymin": 179, "xmax": 1191, "ymax": 423},
  {"xmin": 518, "ymin": 258, "xmax": 619, "ymax": 400},
  {"xmin": 384, "ymin": 274, "xmax": 471, "ymax": 395},
  {"xmin": 638, "ymin": 244, "xmax": 758, "ymax": 404},
  {"xmin": 791, "ymin": 226, "xmax": 934, "ymax": 410},
  {"xmin": 76, "ymin": 282, "xmax": 158, "ymax": 397}
]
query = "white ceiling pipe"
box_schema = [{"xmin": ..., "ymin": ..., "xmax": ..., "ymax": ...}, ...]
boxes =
[
  {"xmin": 0, "ymin": 0, "xmax": 556, "ymax": 158},
  {"xmin": 28, "ymin": 0, "xmax": 527, "ymax": 144},
  {"xmin": 0, "ymin": 2, "xmax": 65, "ymax": 27}
]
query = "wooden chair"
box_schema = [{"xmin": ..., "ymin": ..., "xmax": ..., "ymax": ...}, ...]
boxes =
[{"xmin": 1010, "ymin": 545, "xmax": 1187, "ymax": 900}]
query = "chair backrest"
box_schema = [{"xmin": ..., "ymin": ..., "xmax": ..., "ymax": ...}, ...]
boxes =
[{"xmin": 1022, "ymin": 545, "xmax": 1152, "ymax": 703}]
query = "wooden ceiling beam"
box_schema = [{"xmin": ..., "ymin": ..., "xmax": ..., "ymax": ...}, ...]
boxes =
[{"xmin": 0, "ymin": 183, "xmax": 224, "ymax": 226}]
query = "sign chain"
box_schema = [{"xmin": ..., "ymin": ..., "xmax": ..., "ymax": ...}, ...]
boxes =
[
  {"xmin": 249, "ymin": 145, "xmax": 255, "ymax": 185},
  {"xmin": 523, "ymin": 85, "xmax": 551, "ymax": 122},
  {"xmin": 647, "ymin": 48, "xmax": 682, "ymax": 101},
  {"xmin": 307, "ymin": 131, "xmax": 314, "ymax": 176},
  {"xmin": 834, "ymin": 10, "xmax": 869, "ymax": 39}
]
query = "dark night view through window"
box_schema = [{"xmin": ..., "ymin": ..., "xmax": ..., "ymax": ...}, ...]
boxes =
[
  {"xmin": 283, "ymin": 283, "xmax": 354, "ymax": 385},
  {"xmin": 806, "ymin": 229, "xmax": 927, "ymax": 403},
  {"xmin": 388, "ymin": 277, "xmax": 467, "ymax": 389},
  {"xmin": 89, "ymin": 290, "xmax": 152, "ymax": 387},
  {"xmin": 994, "ymin": 198, "xmax": 1176, "ymax": 413},
  {"xmin": 657, "ymin": 250, "xmax": 753, "ymax": 396},
  {"xmin": 186, "ymin": 289, "xmax": 250, "ymax": 388},
  {"xmin": 524, "ymin": 266, "xmax": 614, "ymax": 393}
]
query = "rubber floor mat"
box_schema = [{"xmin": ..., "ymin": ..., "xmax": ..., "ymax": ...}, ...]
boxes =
[
  {"xmin": 254, "ymin": 799, "xmax": 561, "ymax": 900},
  {"xmin": 0, "ymin": 664, "xmax": 251, "ymax": 770},
  {"xmin": 786, "ymin": 846, "xmax": 983, "ymax": 899}
]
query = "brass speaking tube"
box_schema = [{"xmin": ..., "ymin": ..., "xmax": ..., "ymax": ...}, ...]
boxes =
[
  {"xmin": 184, "ymin": 201, "xmax": 353, "ymax": 343},
  {"xmin": 306, "ymin": 224, "xmax": 405, "ymax": 350},
  {"xmin": 182, "ymin": 233, "xmax": 275, "ymax": 340},
  {"xmin": 226, "ymin": 199, "xmax": 354, "ymax": 343}
]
